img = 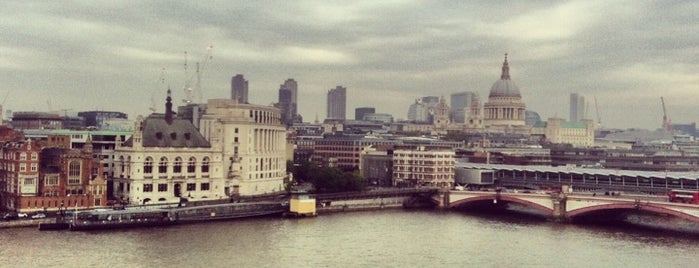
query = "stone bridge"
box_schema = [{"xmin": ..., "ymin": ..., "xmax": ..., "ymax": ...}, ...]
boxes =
[{"xmin": 441, "ymin": 190, "xmax": 699, "ymax": 223}]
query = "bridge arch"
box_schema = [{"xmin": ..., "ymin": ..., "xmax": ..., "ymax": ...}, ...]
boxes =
[
  {"xmin": 567, "ymin": 203, "xmax": 699, "ymax": 223},
  {"xmin": 449, "ymin": 195, "xmax": 554, "ymax": 216}
]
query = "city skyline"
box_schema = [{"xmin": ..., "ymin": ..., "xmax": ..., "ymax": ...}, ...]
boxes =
[{"xmin": 1, "ymin": 1, "xmax": 697, "ymax": 130}]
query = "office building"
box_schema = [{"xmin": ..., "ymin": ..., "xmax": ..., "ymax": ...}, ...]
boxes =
[
  {"xmin": 278, "ymin": 79, "xmax": 299, "ymax": 126},
  {"xmin": 570, "ymin": 93, "xmax": 585, "ymax": 122},
  {"xmin": 355, "ymin": 107, "xmax": 375, "ymax": 121},
  {"xmin": 231, "ymin": 74, "xmax": 248, "ymax": 103},
  {"xmin": 327, "ymin": 86, "xmax": 347, "ymax": 120}
]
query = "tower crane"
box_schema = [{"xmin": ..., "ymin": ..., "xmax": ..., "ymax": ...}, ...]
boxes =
[
  {"xmin": 182, "ymin": 45, "xmax": 213, "ymax": 104},
  {"xmin": 661, "ymin": 96, "xmax": 672, "ymax": 132}
]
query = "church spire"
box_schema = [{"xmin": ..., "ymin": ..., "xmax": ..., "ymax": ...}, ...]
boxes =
[
  {"xmin": 500, "ymin": 53, "xmax": 510, "ymax": 80},
  {"xmin": 165, "ymin": 87, "xmax": 173, "ymax": 124}
]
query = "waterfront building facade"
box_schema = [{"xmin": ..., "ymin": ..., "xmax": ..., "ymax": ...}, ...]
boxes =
[
  {"xmin": 392, "ymin": 145, "xmax": 455, "ymax": 188},
  {"xmin": 0, "ymin": 137, "xmax": 108, "ymax": 213},
  {"xmin": 360, "ymin": 146, "xmax": 394, "ymax": 186},
  {"xmin": 311, "ymin": 135, "xmax": 398, "ymax": 170},
  {"xmin": 199, "ymin": 98, "xmax": 287, "ymax": 196},
  {"xmin": 113, "ymin": 91, "xmax": 222, "ymax": 205},
  {"xmin": 22, "ymin": 129, "xmax": 132, "ymax": 180}
]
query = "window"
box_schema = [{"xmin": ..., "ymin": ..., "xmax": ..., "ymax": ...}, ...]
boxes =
[
  {"xmin": 31, "ymin": 152, "xmax": 38, "ymax": 160},
  {"xmin": 23, "ymin": 178, "xmax": 34, "ymax": 185},
  {"xmin": 202, "ymin": 157, "xmax": 210, "ymax": 173},
  {"xmin": 45, "ymin": 176, "xmax": 59, "ymax": 186},
  {"xmin": 187, "ymin": 157, "xmax": 196, "ymax": 173},
  {"xmin": 143, "ymin": 184, "xmax": 153, "ymax": 192},
  {"xmin": 187, "ymin": 183, "xmax": 196, "ymax": 191},
  {"xmin": 158, "ymin": 157, "xmax": 168, "ymax": 174},
  {"xmin": 19, "ymin": 163, "xmax": 26, "ymax": 172},
  {"xmin": 20, "ymin": 152, "xmax": 26, "ymax": 160},
  {"xmin": 31, "ymin": 163, "xmax": 37, "ymax": 172},
  {"xmin": 144, "ymin": 157, "xmax": 153, "ymax": 174},
  {"xmin": 158, "ymin": 184, "xmax": 168, "ymax": 192},
  {"xmin": 119, "ymin": 156, "xmax": 125, "ymax": 175},
  {"xmin": 174, "ymin": 157, "xmax": 182, "ymax": 173},
  {"xmin": 200, "ymin": 183, "xmax": 210, "ymax": 191}
]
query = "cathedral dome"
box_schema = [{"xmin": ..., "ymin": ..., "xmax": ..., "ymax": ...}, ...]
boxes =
[{"xmin": 488, "ymin": 54, "xmax": 521, "ymax": 98}]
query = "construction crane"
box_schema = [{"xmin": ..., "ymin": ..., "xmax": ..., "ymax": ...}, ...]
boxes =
[
  {"xmin": 661, "ymin": 96, "xmax": 672, "ymax": 132},
  {"xmin": 593, "ymin": 96, "xmax": 602, "ymax": 129},
  {"xmin": 182, "ymin": 45, "xmax": 213, "ymax": 104}
]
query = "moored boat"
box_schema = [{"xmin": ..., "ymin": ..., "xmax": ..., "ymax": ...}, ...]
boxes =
[
  {"xmin": 67, "ymin": 201, "xmax": 288, "ymax": 231},
  {"xmin": 70, "ymin": 208, "xmax": 175, "ymax": 231}
]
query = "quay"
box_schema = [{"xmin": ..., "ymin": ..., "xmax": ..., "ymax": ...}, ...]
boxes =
[{"xmin": 2, "ymin": 187, "xmax": 698, "ymax": 231}]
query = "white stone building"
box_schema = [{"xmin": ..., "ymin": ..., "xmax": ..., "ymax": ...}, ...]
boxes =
[
  {"xmin": 114, "ymin": 91, "xmax": 221, "ymax": 205},
  {"xmin": 483, "ymin": 54, "xmax": 527, "ymax": 130},
  {"xmin": 199, "ymin": 99, "xmax": 287, "ymax": 196},
  {"xmin": 113, "ymin": 93, "xmax": 287, "ymax": 205},
  {"xmin": 392, "ymin": 145, "xmax": 455, "ymax": 188}
]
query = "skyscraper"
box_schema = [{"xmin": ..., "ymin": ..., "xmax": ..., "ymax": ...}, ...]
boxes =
[
  {"xmin": 450, "ymin": 91, "xmax": 476, "ymax": 123},
  {"xmin": 327, "ymin": 86, "xmax": 347, "ymax": 120},
  {"xmin": 278, "ymin": 79, "xmax": 299, "ymax": 126},
  {"xmin": 570, "ymin": 93, "xmax": 585, "ymax": 122},
  {"xmin": 231, "ymin": 74, "xmax": 248, "ymax": 103}
]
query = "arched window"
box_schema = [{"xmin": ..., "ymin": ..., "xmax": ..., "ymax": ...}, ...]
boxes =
[
  {"xmin": 158, "ymin": 157, "xmax": 168, "ymax": 174},
  {"xmin": 69, "ymin": 161, "xmax": 81, "ymax": 177},
  {"xmin": 68, "ymin": 161, "xmax": 81, "ymax": 185},
  {"xmin": 201, "ymin": 157, "xmax": 210, "ymax": 173},
  {"xmin": 187, "ymin": 157, "xmax": 196, "ymax": 173},
  {"xmin": 174, "ymin": 157, "xmax": 182, "ymax": 173},
  {"xmin": 144, "ymin": 157, "xmax": 153, "ymax": 174}
]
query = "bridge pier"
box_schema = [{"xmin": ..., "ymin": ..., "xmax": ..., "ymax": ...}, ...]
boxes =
[{"xmin": 551, "ymin": 192, "xmax": 568, "ymax": 223}]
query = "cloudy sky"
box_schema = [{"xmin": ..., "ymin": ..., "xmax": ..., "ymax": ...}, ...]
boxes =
[{"xmin": 1, "ymin": 0, "xmax": 697, "ymax": 129}]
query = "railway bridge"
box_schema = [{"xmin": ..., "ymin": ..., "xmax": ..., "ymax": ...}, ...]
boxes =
[{"xmin": 439, "ymin": 190, "xmax": 699, "ymax": 223}]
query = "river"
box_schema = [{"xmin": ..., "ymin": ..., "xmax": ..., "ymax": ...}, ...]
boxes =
[{"xmin": 1, "ymin": 209, "xmax": 698, "ymax": 267}]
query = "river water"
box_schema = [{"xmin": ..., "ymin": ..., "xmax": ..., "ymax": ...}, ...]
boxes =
[{"xmin": 1, "ymin": 209, "xmax": 698, "ymax": 268}]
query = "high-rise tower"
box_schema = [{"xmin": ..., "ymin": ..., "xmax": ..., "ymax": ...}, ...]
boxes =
[
  {"xmin": 278, "ymin": 79, "xmax": 299, "ymax": 126},
  {"xmin": 231, "ymin": 74, "xmax": 248, "ymax": 103},
  {"xmin": 450, "ymin": 91, "xmax": 476, "ymax": 123},
  {"xmin": 327, "ymin": 86, "xmax": 347, "ymax": 120},
  {"xmin": 569, "ymin": 93, "xmax": 585, "ymax": 122}
]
